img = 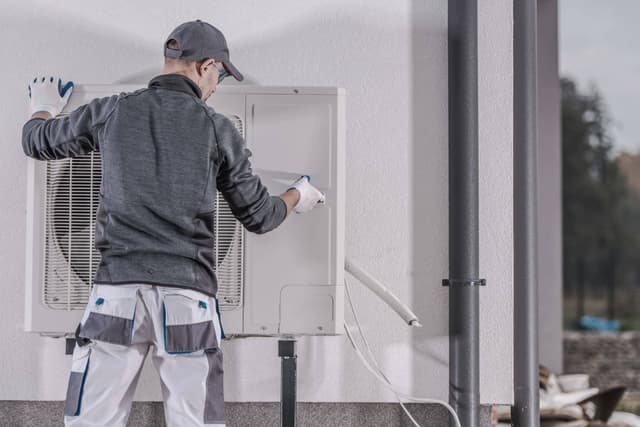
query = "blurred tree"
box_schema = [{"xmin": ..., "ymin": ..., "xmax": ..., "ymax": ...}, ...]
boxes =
[{"xmin": 561, "ymin": 77, "xmax": 640, "ymax": 327}]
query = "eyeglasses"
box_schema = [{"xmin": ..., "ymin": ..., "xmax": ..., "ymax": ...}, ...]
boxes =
[{"xmin": 212, "ymin": 62, "xmax": 229, "ymax": 84}]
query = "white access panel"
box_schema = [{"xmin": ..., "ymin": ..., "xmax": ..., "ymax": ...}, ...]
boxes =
[
  {"xmin": 24, "ymin": 84, "xmax": 345, "ymax": 337},
  {"xmin": 243, "ymin": 94, "xmax": 345, "ymax": 335}
]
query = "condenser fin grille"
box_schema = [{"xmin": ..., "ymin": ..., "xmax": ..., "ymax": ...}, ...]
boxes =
[{"xmin": 43, "ymin": 152, "xmax": 101, "ymax": 309}]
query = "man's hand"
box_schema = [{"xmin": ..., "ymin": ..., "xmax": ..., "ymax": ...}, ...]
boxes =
[
  {"xmin": 31, "ymin": 111, "xmax": 52, "ymax": 120},
  {"xmin": 280, "ymin": 189, "xmax": 300, "ymax": 216},
  {"xmin": 28, "ymin": 76, "xmax": 74, "ymax": 118},
  {"xmin": 286, "ymin": 175, "xmax": 325, "ymax": 214}
]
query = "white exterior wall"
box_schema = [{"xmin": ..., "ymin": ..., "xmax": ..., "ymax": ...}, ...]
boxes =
[{"xmin": 0, "ymin": 0, "xmax": 513, "ymax": 404}]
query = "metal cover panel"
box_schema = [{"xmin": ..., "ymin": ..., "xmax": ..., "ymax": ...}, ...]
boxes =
[{"xmin": 243, "ymin": 94, "xmax": 343, "ymax": 335}]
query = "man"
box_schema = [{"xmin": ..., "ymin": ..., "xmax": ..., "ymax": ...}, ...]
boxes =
[{"xmin": 22, "ymin": 20, "xmax": 325, "ymax": 427}]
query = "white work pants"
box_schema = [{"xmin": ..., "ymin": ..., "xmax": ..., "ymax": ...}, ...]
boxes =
[{"xmin": 63, "ymin": 283, "xmax": 225, "ymax": 427}]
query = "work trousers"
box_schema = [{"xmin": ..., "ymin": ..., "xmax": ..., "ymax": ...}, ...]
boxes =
[{"xmin": 63, "ymin": 283, "xmax": 225, "ymax": 426}]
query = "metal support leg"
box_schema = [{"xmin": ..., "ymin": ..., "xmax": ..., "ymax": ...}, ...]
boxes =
[{"xmin": 279, "ymin": 338, "xmax": 297, "ymax": 427}]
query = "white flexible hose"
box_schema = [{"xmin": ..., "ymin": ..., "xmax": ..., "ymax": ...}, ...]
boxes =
[
  {"xmin": 344, "ymin": 277, "xmax": 462, "ymax": 427},
  {"xmin": 345, "ymin": 259, "xmax": 422, "ymax": 327}
]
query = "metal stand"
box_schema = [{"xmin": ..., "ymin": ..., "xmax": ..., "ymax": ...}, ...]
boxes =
[
  {"xmin": 65, "ymin": 337, "xmax": 75, "ymax": 355},
  {"xmin": 279, "ymin": 338, "xmax": 297, "ymax": 427}
]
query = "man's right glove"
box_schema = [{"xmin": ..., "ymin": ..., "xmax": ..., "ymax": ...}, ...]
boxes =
[
  {"xmin": 28, "ymin": 76, "xmax": 74, "ymax": 117},
  {"xmin": 287, "ymin": 175, "xmax": 325, "ymax": 214}
]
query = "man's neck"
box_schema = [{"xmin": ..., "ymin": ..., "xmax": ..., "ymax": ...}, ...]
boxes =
[
  {"xmin": 150, "ymin": 73, "xmax": 203, "ymax": 100},
  {"xmin": 162, "ymin": 67, "xmax": 194, "ymax": 78}
]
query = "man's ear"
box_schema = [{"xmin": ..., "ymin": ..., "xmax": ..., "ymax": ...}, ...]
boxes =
[
  {"xmin": 195, "ymin": 61, "xmax": 204, "ymax": 78},
  {"xmin": 197, "ymin": 59, "xmax": 213, "ymax": 77}
]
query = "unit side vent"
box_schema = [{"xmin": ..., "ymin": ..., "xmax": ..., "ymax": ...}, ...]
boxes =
[{"xmin": 214, "ymin": 115, "xmax": 245, "ymax": 310}]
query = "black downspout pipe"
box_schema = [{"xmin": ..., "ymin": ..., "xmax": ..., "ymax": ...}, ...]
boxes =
[
  {"xmin": 513, "ymin": 0, "xmax": 540, "ymax": 426},
  {"xmin": 446, "ymin": 0, "xmax": 484, "ymax": 426}
]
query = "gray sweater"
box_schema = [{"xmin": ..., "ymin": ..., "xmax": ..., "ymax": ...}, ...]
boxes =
[{"xmin": 22, "ymin": 74, "xmax": 287, "ymax": 296}]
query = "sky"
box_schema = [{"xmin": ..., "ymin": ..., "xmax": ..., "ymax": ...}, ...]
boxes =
[{"xmin": 560, "ymin": 0, "xmax": 640, "ymax": 155}]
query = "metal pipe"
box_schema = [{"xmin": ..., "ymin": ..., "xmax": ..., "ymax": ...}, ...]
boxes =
[
  {"xmin": 446, "ymin": 0, "xmax": 482, "ymax": 426},
  {"xmin": 279, "ymin": 339, "xmax": 297, "ymax": 427},
  {"xmin": 513, "ymin": 0, "xmax": 540, "ymax": 425}
]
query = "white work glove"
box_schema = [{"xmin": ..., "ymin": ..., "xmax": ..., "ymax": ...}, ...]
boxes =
[
  {"xmin": 287, "ymin": 175, "xmax": 325, "ymax": 214},
  {"xmin": 28, "ymin": 76, "xmax": 74, "ymax": 117}
]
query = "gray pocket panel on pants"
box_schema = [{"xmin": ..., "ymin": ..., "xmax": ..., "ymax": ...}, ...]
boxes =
[
  {"xmin": 63, "ymin": 346, "xmax": 91, "ymax": 417},
  {"xmin": 80, "ymin": 311, "xmax": 134, "ymax": 345},
  {"xmin": 165, "ymin": 320, "xmax": 218, "ymax": 353},
  {"xmin": 204, "ymin": 347, "xmax": 225, "ymax": 424},
  {"xmin": 64, "ymin": 372, "xmax": 87, "ymax": 416}
]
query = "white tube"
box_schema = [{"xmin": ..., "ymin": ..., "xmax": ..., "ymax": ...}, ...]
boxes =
[{"xmin": 344, "ymin": 259, "xmax": 422, "ymax": 327}]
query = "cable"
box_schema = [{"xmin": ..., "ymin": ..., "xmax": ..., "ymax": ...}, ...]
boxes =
[
  {"xmin": 343, "ymin": 278, "xmax": 422, "ymax": 426},
  {"xmin": 343, "ymin": 279, "xmax": 461, "ymax": 427},
  {"xmin": 343, "ymin": 278, "xmax": 462, "ymax": 427},
  {"xmin": 343, "ymin": 325, "xmax": 423, "ymax": 427}
]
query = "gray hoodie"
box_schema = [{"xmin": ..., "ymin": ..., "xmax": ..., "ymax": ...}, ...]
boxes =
[{"xmin": 22, "ymin": 74, "xmax": 287, "ymax": 296}]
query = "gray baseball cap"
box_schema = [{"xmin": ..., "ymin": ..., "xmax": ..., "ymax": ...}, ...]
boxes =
[{"xmin": 164, "ymin": 20, "xmax": 244, "ymax": 81}]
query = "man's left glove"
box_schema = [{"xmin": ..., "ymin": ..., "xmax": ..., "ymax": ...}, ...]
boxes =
[
  {"xmin": 287, "ymin": 175, "xmax": 326, "ymax": 214},
  {"xmin": 28, "ymin": 76, "xmax": 74, "ymax": 117}
]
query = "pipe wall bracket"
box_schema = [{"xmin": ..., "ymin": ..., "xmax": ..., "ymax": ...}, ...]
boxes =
[{"xmin": 442, "ymin": 278, "xmax": 486, "ymax": 287}]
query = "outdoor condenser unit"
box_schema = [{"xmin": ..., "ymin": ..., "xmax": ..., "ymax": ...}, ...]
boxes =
[{"xmin": 24, "ymin": 84, "xmax": 345, "ymax": 337}]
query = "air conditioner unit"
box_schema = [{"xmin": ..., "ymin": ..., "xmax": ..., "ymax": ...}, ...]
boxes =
[{"xmin": 24, "ymin": 84, "xmax": 345, "ymax": 337}]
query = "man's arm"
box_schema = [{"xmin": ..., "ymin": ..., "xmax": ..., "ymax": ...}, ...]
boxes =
[
  {"xmin": 31, "ymin": 111, "xmax": 52, "ymax": 120},
  {"xmin": 214, "ymin": 114, "xmax": 296, "ymax": 234},
  {"xmin": 22, "ymin": 94, "xmax": 120, "ymax": 160},
  {"xmin": 280, "ymin": 189, "xmax": 301, "ymax": 216}
]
